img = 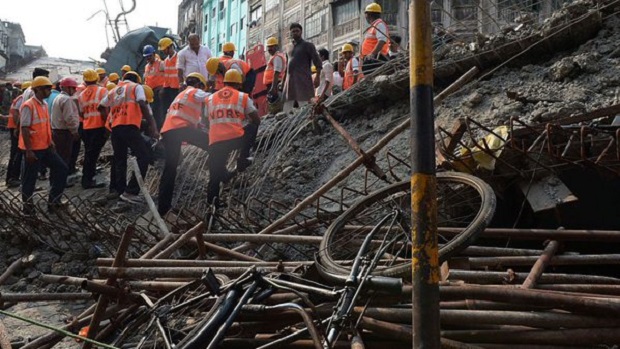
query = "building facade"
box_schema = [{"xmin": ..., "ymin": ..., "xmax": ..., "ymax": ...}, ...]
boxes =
[
  {"xmin": 246, "ymin": 0, "xmax": 408, "ymax": 61},
  {"xmin": 178, "ymin": 0, "xmax": 204, "ymax": 46},
  {"xmin": 202, "ymin": 0, "xmax": 248, "ymax": 58}
]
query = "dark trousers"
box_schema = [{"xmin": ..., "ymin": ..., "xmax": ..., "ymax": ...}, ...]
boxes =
[
  {"xmin": 68, "ymin": 124, "xmax": 83, "ymax": 174},
  {"xmin": 52, "ymin": 129, "xmax": 74, "ymax": 167},
  {"xmin": 22, "ymin": 148, "xmax": 68, "ymax": 212},
  {"xmin": 158, "ymin": 127, "xmax": 209, "ymax": 215},
  {"xmin": 206, "ymin": 124, "xmax": 258, "ymax": 204},
  {"xmin": 110, "ymin": 125, "xmax": 149, "ymax": 195},
  {"xmin": 6, "ymin": 130, "xmax": 22, "ymax": 183},
  {"xmin": 160, "ymin": 87, "xmax": 179, "ymax": 117},
  {"xmin": 152, "ymin": 87, "xmax": 164, "ymax": 130},
  {"xmin": 81, "ymin": 127, "xmax": 107, "ymax": 186}
]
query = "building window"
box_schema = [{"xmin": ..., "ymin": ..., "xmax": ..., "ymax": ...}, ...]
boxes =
[
  {"xmin": 212, "ymin": 6, "xmax": 216, "ymax": 18},
  {"xmin": 204, "ymin": 13, "xmax": 209, "ymax": 27},
  {"xmin": 431, "ymin": 0, "xmax": 443, "ymax": 24},
  {"xmin": 218, "ymin": 42, "xmax": 223, "ymax": 52},
  {"xmin": 230, "ymin": 23, "xmax": 238, "ymax": 36},
  {"xmin": 240, "ymin": 16, "xmax": 245, "ymax": 29},
  {"xmin": 453, "ymin": 0, "xmax": 477, "ymax": 21},
  {"xmin": 250, "ymin": 5, "xmax": 262, "ymax": 24},
  {"xmin": 333, "ymin": 0, "xmax": 359, "ymax": 24},
  {"xmin": 305, "ymin": 7, "xmax": 328, "ymax": 38},
  {"xmin": 219, "ymin": 0, "xmax": 226, "ymax": 20}
]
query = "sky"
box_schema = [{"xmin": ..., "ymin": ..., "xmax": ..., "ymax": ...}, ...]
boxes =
[{"xmin": 2, "ymin": 0, "xmax": 179, "ymax": 61}]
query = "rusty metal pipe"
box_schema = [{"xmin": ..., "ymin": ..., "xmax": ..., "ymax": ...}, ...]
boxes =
[
  {"xmin": 98, "ymin": 266, "xmax": 296, "ymax": 279},
  {"xmin": 467, "ymin": 254, "xmax": 620, "ymax": 268},
  {"xmin": 441, "ymin": 327, "xmax": 620, "ymax": 346},
  {"xmin": 0, "ymin": 255, "xmax": 35, "ymax": 286},
  {"xmin": 96, "ymin": 258, "xmax": 312, "ymax": 268},
  {"xmin": 523, "ymin": 240, "xmax": 560, "ymax": 289},
  {"xmin": 537, "ymin": 284, "xmax": 620, "ymax": 295},
  {"xmin": 459, "ymin": 246, "xmax": 544, "ymax": 257},
  {"xmin": 201, "ymin": 234, "xmax": 323, "ymax": 244},
  {"xmin": 438, "ymin": 227, "xmax": 620, "ymax": 242},
  {"xmin": 439, "ymin": 284, "xmax": 620, "ymax": 316},
  {"xmin": 154, "ymin": 222, "xmax": 205, "ymax": 259},
  {"xmin": 0, "ymin": 292, "xmax": 92, "ymax": 303},
  {"xmin": 447, "ymin": 270, "xmax": 620, "ymax": 285},
  {"xmin": 192, "ymin": 239, "xmax": 264, "ymax": 262}
]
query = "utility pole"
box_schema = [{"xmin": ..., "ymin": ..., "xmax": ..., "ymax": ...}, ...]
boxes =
[{"xmin": 409, "ymin": 0, "xmax": 441, "ymax": 347}]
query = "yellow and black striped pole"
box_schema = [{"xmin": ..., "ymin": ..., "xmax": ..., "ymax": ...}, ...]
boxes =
[{"xmin": 410, "ymin": 0, "xmax": 440, "ymax": 347}]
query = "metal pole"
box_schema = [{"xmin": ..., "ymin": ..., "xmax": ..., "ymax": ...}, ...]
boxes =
[{"xmin": 409, "ymin": 0, "xmax": 440, "ymax": 347}]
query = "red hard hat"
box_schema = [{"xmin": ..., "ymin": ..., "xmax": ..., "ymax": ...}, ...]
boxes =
[{"xmin": 60, "ymin": 78, "xmax": 78, "ymax": 88}]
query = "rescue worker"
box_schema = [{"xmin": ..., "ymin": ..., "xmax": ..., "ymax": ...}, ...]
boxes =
[
  {"xmin": 77, "ymin": 69, "xmax": 108, "ymax": 189},
  {"xmin": 108, "ymin": 73, "xmax": 120, "ymax": 85},
  {"xmin": 4, "ymin": 81, "xmax": 30, "ymax": 188},
  {"xmin": 361, "ymin": 3, "xmax": 390, "ymax": 75},
  {"xmin": 342, "ymin": 43, "xmax": 363, "ymax": 90},
  {"xmin": 205, "ymin": 57, "xmax": 228, "ymax": 92},
  {"xmin": 106, "ymin": 82, "xmax": 117, "ymax": 91},
  {"xmin": 159, "ymin": 37, "xmax": 180, "ymax": 116},
  {"xmin": 121, "ymin": 65, "xmax": 132, "ymax": 77},
  {"xmin": 316, "ymin": 48, "xmax": 334, "ymax": 101},
  {"xmin": 264, "ymin": 37, "xmax": 286, "ymax": 99},
  {"xmin": 219, "ymin": 42, "xmax": 256, "ymax": 93},
  {"xmin": 99, "ymin": 71, "xmax": 159, "ymax": 203},
  {"xmin": 96, "ymin": 68, "xmax": 108, "ymax": 87},
  {"xmin": 19, "ymin": 76, "xmax": 69, "ymax": 214},
  {"xmin": 205, "ymin": 70, "xmax": 260, "ymax": 207},
  {"xmin": 157, "ymin": 73, "xmax": 210, "ymax": 215},
  {"xmin": 51, "ymin": 78, "xmax": 80, "ymax": 167},
  {"xmin": 143, "ymin": 44, "xmax": 166, "ymax": 129}
]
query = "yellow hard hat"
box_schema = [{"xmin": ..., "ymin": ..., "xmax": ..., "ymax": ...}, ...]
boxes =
[
  {"xmin": 21, "ymin": 81, "xmax": 32, "ymax": 90},
  {"xmin": 365, "ymin": 2, "xmax": 382, "ymax": 13},
  {"xmin": 224, "ymin": 69, "xmax": 242, "ymax": 84},
  {"xmin": 342, "ymin": 43, "xmax": 354, "ymax": 53},
  {"xmin": 206, "ymin": 57, "xmax": 220, "ymax": 75},
  {"xmin": 121, "ymin": 65, "xmax": 132, "ymax": 72},
  {"xmin": 83, "ymin": 69, "xmax": 99, "ymax": 83},
  {"xmin": 143, "ymin": 84, "xmax": 154, "ymax": 103},
  {"xmin": 186, "ymin": 72, "xmax": 207, "ymax": 86},
  {"xmin": 95, "ymin": 68, "xmax": 106, "ymax": 74},
  {"xmin": 222, "ymin": 42, "xmax": 236, "ymax": 52},
  {"xmin": 311, "ymin": 65, "xmax": 317, "ymax": 74},
  {"xmin": 108, "ymin": 73, "xmax": 120, "ymax": 83},
  {"xmin": 31, "ymin": 76, "xmax": 53, "ymax": 88},
  {"xmin": 106, "ymin": 82, "xmax": 117, "ymax": 91},
  {"xmin": 123, "ymin": 71, "xmax": 142, "ymax": 84},
  {"xmin": 266, "ymin": 37, "xmax": 278, "ymax": 47},
  {"xmin": 158, "ymin": 37, "xmax": 174, "ymax": 51}
]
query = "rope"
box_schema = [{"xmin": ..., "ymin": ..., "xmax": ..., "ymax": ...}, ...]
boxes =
[{"xmin": 0, "ymin": 309, "xmax": 119, "ymax": 349}]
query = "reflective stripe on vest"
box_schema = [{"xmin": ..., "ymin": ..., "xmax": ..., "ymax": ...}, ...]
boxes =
[
  {"xmin": 8, "ymin": 95, "xmax": 23, "ymax": 129},
  {"xmin": 19, "ymin": 98, "xmax": 52, "ymax": 151},
  {"xmin": 161, "ymin": 87, "xmax": 203, "ymax": 133},
  {"xmin": 164, "ymin": 52, "xmax": 180, "ymax": 89},
  {"xmin": 263, "ymin": 52, "xmax": 287, "ymax": 86},
  {"xmin": 207, "ymin": 87, "xmax": 247, "ymax": 145},
  {"xmin": 145, "ymin": 59, "xmax": 165, "ymax": 88},
  {"xmin": 108, "ymin": 82, "xmax": 142, "ymax": 129},
  {"xmin": 78, "ymin": 85, "xmax": 107, "ymax": 129},
  {"xmin": 361, "ymin": 19, "xmax": 390, "ymax": 57},
  {"xmin": 343, "ymin": 58, "xmax": 363, "ymax": 90}
]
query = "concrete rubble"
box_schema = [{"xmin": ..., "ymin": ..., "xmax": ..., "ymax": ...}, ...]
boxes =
[{"xmin": 0, "ymin": 0, "xmax": 620, "ymax": 347}]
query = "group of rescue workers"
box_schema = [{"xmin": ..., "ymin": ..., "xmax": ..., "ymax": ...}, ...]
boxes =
[{"xmin": 0, "ymin": 2, "xmax": 395, "ymax": 216}]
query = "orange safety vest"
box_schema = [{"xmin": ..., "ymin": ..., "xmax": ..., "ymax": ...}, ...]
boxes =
[
  {"xmin": 263, "ymin": 52, "xmax": 287, "ymax": 86},
  {"xmin": 8, "ymin": 95, "xmax": 23, "ymax": 129},
  {"xmin": 220, "ymin": 56, "xmax": 251, "ymax": 75},
  {"xmin": 144, "ymin": 59, "xmax": 165, "ymax": 89},
  {"xmin": 206, "ymin": 86, "xmax": 248, "ymax": 145},
  {"xmin": 107, "ymin": 81, "xmax": 143, "ymax": 129},
  {"xmin": 18, "ymin": 97, "xmax": 52, "ymax": 151},
  {"xmin": 163, "ymin": 52, "xmax": 180, "ymax": 89},
  {"xmin": 361, "ymin": 18, "xmax": 390, "ymax": 58},
  {"xmin": 343, "ymin": 58, "xmax": 363, "ymax": 90},
  {"xmin": 161, "ymin": 87, "xmax": 203, "ymax": 133},
  {"xmin": 78, "ymin": 85, "xmax": 108, "ymax": 130}
]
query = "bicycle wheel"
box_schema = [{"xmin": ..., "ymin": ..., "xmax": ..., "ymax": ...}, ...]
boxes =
[{"xmin": 318, "ymin": 171, "xmax": 496, "ymax": 277}]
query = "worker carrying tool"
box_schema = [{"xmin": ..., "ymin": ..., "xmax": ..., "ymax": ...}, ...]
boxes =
[
  {"xmin": 77, "ymin": 69, "xmax": 109, "ymax": 189},
  {"xmin": 361, "ymin": 2, "xmax": 391, "ymax": 75},
  {"xmin": 205, "ymin": 69, "xmax": 260, "ymax": 207},
  {"xmin": 143, "ymin": 44, "xmax": 166, "ymax": 129},
  {"xmin": 264, "ymin": 37, "xmax": 287, "ymax": 114},
  {"xmin": 157, "ymin": 72, "xmax": 211, "ymax": 215},
  {"xmin": 159, "ymin": 37, "xmax": 180, "ymax": 116},
  {"xmin": 19, "ymin": 76, "xmax": 69, "ymax": 214},
  {"xmin": 219, "ymin": 42, "xmax": 256, "ymax": 94},
  {"xmin": 99, "ymin": 71, "xmax": 159, "ymax": 204}
]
